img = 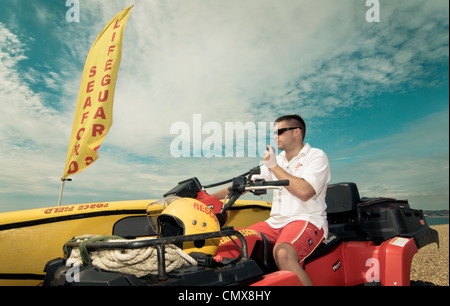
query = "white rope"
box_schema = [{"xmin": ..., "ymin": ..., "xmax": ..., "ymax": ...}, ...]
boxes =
[{"xmin": 67, "ymin": 235, "xmax": 197, "ymax": 278}]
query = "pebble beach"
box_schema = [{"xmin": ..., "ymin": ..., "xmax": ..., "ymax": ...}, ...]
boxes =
[{"xmin": 410, "ymin": 224, "xmax": 449, "ymax": 286}]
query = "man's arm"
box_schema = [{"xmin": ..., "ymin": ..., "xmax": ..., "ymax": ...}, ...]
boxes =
[
  {"xmin": 263, "ymin": 145, "xmax": 316, "ymax": 201},
  {"xmin": 211, "ymin": 187, "xmax": 230, "ymax": 200},
  {"xmin": 267, "ymin": 165, "xmax": 316, "ymax": 201}
]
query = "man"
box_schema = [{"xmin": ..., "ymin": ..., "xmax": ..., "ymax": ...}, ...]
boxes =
[{"xmin": 213, "ymin": 114, "xmax": 330, "ymax": 286}]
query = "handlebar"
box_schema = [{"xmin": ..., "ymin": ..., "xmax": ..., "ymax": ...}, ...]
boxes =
[
  {"xmin": 244, "ymin": 180, "xmax": 289, "ymax": 191},
  {"xmin": 221, "ymin": 176, "xmax": 289, "ymax": 213},
  {"xmin": 245, "ymin": 179, "xmax": 289, "ymax": 194}
]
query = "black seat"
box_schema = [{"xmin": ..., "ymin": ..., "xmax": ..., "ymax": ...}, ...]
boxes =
[
  {"xmin": 325, "ymin": 182, "xmax": 362, "ymax": 240},
  {"xmin": 326, "ymin": 182, "xmax": 360, "ymax": 217}
]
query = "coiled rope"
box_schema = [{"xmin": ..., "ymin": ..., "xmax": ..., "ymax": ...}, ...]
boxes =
[{"xmin": 64, "ymin": 235, "xmax": 197, "ymax": 278}]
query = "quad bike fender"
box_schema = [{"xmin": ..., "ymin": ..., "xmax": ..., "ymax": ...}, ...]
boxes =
[
  {"xmin": 378, "ymin": 237, "xmax": 418, "ymax": 286},
  {"xmin": 343, "ymin": 237, "xmax": 418, "ymax": 286}
]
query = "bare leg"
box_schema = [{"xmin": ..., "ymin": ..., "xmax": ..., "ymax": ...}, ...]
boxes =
[{"xmin": 273, "ymin": 242, "xmax": 313, "ymax": 286}]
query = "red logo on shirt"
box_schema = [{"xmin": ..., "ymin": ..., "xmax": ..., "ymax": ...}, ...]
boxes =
[{"xmin": 295, "ymin": 163, "xmax": 303, "ymax": 169}]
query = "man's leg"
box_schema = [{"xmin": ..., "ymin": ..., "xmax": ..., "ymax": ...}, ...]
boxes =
[
  {"xmin": 273, "ymin": 242, "xmax": 313, "ymax": 286},
  {"xmin": 273, "ymin": 221, "xmax": 325, "ymax": 286},
  {"xmin": 247, "ymin": 221, "xmax": 279, "ymax": 242}
]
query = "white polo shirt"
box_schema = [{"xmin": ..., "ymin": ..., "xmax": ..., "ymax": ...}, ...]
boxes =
[{"xmin": 254, "ymin": 143, "xmax": 331, "ymax": 238}]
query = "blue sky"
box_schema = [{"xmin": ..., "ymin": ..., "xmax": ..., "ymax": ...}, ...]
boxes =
[{"xmin": 0, "ymin": 0, "xmax": 448, "ymax": 213}]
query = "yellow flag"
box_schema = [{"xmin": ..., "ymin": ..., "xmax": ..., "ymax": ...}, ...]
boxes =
[{"xmin": 62, "ymin": 6, "xmax": 133, "ymax": 180}]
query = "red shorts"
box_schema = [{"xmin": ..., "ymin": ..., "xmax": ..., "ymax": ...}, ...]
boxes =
[{"xmin": 248, "ymin": 220, "xmax": 325, "ymax": 263}]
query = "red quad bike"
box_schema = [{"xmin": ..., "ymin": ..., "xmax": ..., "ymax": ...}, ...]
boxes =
[{"xmin": 43, "ymin": 167, "xmax": 439, "ymax": 286}]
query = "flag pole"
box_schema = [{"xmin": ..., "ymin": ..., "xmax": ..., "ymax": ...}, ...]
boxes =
[{"xmin": 58, "ymin": 178, "xmax": 72, "ymax": 206}]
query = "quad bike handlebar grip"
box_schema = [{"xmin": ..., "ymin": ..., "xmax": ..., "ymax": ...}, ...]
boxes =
[{"xmin": 263, "ymin": 180, "xmax": 289, "ymax": 186}]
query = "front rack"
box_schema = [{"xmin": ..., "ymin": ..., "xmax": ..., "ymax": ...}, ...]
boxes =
[{"xmin": 64, "ymin": 227, "xmax": 248, "ymax": 281}]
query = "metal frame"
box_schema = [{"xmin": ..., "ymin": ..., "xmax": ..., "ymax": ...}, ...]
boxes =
[{"xmin": 65, "ymin": 228, "xmax": 248, "ymax": 281}]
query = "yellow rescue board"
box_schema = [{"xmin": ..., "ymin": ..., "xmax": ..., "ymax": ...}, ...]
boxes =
[{"xmin": 0, "ymin": 199, "xmax": 271, "ymax": 286}]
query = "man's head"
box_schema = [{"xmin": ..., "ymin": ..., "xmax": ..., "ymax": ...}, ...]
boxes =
[{"xmin": 274, "ymin": 114, "xmax": 306, "ymax": 151}]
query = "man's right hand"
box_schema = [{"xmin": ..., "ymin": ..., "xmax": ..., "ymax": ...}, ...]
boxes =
[{"xmin": 263, "ymin": 145, "xmax": 277, "ymax": 169}]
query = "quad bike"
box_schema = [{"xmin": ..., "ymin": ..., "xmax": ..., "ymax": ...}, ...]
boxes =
[{"xmin": 43, "ymin": 167, "xmax": 439, "ymax": 286}]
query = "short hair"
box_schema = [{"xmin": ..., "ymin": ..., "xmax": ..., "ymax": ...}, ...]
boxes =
[{"xmin": 275, "ymin": 114, "xmax": 306, "ymax": 140}]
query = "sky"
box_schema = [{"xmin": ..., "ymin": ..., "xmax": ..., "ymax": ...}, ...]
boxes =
[{"xmin": 0, "ymin": 0, "xmax": 448, "ymax": 213}]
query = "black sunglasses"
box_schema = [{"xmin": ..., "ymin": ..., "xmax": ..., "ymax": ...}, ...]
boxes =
[{"xmin": 274, "ymin": 127, "xmax": 302, "ymax": 136}]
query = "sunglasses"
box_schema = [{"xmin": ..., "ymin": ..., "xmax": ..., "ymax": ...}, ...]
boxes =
[{"xmin": 274, "ymin": 127, "xmax": 302, "ymax": 136}]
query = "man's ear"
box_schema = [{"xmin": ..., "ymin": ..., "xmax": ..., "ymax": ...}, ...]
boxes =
[{"xmin": 295, "ymin": 128, "xmax": 304, "ymax": 144}]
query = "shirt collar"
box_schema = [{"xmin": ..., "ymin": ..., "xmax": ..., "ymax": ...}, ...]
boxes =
[
  {"xmin": 279, "ymin": 143, "xmax": 311, "ymax": 161},
  {"xmin": 299, "ymin": 143, "xmax": 311, "ymax": 156}
]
